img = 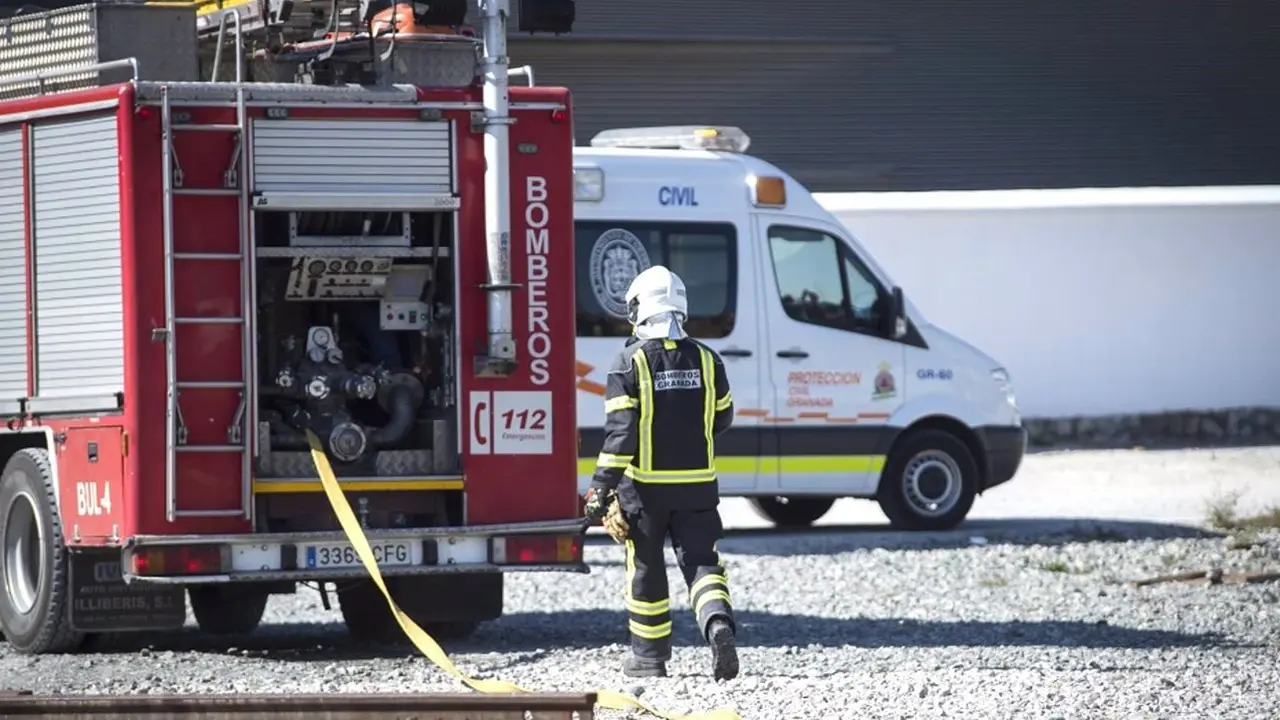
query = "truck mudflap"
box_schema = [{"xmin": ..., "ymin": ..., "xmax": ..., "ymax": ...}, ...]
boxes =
[{"xmin": 120, "ymin": 516, "xmax": 590, "ymax": 584}]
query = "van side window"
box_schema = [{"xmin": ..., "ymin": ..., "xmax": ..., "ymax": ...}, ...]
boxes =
[
  {"xmin": 574, "ymin": 221, "xmax": 736, "ymax": 338},
  {"xmin": 766, "ymin": 225, "xmax": 886, "ymax": 335}
]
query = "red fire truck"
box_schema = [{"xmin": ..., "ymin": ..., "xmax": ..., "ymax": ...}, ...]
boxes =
[{"xmin": 0, "ymin": 0, "xmax": 584, "ymax": 654}]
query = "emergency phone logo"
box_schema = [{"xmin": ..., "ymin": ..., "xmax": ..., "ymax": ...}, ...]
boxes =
[{"xmin": 589, "ymin": 228, "xmax": 650, "ymax": 318}]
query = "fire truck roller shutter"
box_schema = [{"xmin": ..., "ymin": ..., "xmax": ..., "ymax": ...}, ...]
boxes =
[
  {"xmin": 29, "ymin": 115, "xmax": 124, "ymax": 409},
  {"xmin": 0, "ymin": 127, "xmax": 26, "ymax": 411}
]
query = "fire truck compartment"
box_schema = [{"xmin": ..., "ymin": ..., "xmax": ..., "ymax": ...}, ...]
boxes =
[{"xmin": 252, "ymin": 206, "xmax": 460, "ymax": 488}]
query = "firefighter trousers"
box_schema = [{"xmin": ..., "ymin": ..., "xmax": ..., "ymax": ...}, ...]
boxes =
[{"xmin": 623, "ymin": 506, "xmax": 734, "ymax": 661}]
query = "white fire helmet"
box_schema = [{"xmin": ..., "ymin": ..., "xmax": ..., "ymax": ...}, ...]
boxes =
[{"xmin": 625, "ymin": 265, "xmax": 689, "ymax": 340}]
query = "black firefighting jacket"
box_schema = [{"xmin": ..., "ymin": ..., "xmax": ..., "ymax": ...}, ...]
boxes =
[{"xmin": 589, "ymin": 335, "xmax": 734, "ymax": 513}]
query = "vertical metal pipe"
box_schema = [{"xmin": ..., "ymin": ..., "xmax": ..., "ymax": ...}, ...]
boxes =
[
  {"xmin": 211, "ymin": 14, "xmax": 227, "ymax": 82},
  {"xmin": 232, "ymin": 10, "xmax": 244, "ymax": 83},
  {"xmin": 479, "ymin": 0, "xmax": 515, "ymax": 365}
]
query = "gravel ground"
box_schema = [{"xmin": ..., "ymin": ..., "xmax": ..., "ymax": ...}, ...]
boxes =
[{"xmin": 3, "ymin": 448, "xmax": 1280, "ymax": 720}]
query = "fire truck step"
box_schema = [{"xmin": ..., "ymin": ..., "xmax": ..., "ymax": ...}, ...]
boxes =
[
  {"xmin": 172, "ymin": 123, "xmax": 243, "ymax": 133},
  {"xmin": 174, "ymin": 317, "xmax": 244, "ymax": 325},
  {"xmin": 177, "ymin": 381, "xmax": 245, "ymax": 390},
  {"xmin": 173, "ymin": 508, "xmax": 245, "ymax": 518},
  {"xmin": 172, "ymin": 188, "xmax": 240, "ymax": 197},
  {"xmin": 174, "ymin": 252, "xmax": 243, "ymax": 261},
  {"xmin": 176, "ymin": 445, "xmax": 245, "ymax": 453}
]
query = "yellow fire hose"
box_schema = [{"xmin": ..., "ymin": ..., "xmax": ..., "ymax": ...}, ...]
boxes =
[{"xmin": 305, "ymin": 430, "xmax": 742, "ymax": 720}]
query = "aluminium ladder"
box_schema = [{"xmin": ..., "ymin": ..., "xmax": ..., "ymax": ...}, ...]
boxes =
[{"xmin": 160, "ymin": 66, "xmax": 255, "ymax": 523}]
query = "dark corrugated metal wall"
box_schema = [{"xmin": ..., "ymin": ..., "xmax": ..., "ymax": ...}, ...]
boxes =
[
  {"xmin": 507, "ymin": 42, "xmax": 893, "ymax": 188},
  {"xmin": 494, "ymin": 0, "xmax": 891, "ymax": 40},
  {"xmin": 504, "ymin": 0, "xmax": 1280, "ymax": 192}
]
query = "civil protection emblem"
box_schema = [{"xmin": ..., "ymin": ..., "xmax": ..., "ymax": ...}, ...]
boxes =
[
  {"xmin": 589, "ymin": 228, "xmax": 651, "ymax": 318},
  {"xmin": 872, "ymin": 362, "xmax": 897, "ymax": 400}
]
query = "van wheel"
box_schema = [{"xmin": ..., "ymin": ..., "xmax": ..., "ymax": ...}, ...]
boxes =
[
  {"xmin": 877, "ymin": 429, "xmax": 978, "ymax": 531},
  {"xmin": 189, "ymin": 585, "xmax": 269, "ymax": 635},
  {"xmin": 0, "ymin": 448, "xmax": 85, "ymax": 654},
  {"xmin": 748, "ymin": 496, "xmax": 836, "ymax": 528}
]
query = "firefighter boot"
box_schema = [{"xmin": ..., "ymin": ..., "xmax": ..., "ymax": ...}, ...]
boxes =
[
  {"xmin": 708, "ymin": 618, "xmax": 739, "ymax": 682},
  {"xmin": 622, "ymin": 654, "xmax": 668, "ymax": 678}
]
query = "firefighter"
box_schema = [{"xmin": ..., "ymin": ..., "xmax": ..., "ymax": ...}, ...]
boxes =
[{"xmin": 582, "ymin": 265, "xmax": 739, "ymax": 682}]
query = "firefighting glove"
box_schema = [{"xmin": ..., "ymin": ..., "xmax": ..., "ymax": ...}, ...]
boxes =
[
  {"xmin": 602, "ymin": 498, "xmax": 630, "ymax": 544},
  {"xmin": 583, "ymin": 486, "xmax": 613, "ymax": 521}
]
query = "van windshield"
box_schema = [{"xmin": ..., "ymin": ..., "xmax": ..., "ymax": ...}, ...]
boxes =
[{"xmin": 574, "ymin": 220, "xmax": 737, "ymax": 339}]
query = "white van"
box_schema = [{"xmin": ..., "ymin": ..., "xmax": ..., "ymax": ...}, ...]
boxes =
[{"xmin": 570, "ymin": 126, "xmax": 1026, "ymax": 531}]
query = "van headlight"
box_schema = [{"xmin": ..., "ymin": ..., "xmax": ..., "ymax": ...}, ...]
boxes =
[{"xmin": 991, "ymin": 367, "xmax": 1018, "ymax": 410}]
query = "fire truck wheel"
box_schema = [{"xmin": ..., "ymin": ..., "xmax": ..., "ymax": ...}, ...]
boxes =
[
  {"xmin": 0, "ymin": 448, "xmax": 85, "ymax": 654},
  {"xmin": 337, "ymin": 578, "xmax": 490, "ymax": 644},
  {"xmin": 876, "ymin": 428, "xmax": 979, "ymax": 531},
  {"xmin": 337, "ymin": 580, "xmax": 398, "ymax": 642},
  {"xmin": 188, "ymin": 585, "xmax": 269, "ymax": 635},
  {"xmin": 747, "ymin": 496, "xmax": 837, "ymax": 528},
  {"xmin": 424, "ymin": 620, "xmax": 482, "ymax": 640}
]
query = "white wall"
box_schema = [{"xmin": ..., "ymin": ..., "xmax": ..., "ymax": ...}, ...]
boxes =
[{"xmin": 816, "ymin": 188, "xmax": 1280, "ymax": 418}]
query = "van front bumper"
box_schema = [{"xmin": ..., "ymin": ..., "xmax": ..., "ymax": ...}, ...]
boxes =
[{"xmin": 977, "ymin": 425, "xmax": 1027, "ymax": 492}]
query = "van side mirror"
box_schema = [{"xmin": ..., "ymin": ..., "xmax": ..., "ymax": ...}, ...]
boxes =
[{"xmin": 889, "ymin": 286, "xmax": 907, "ymax": 339}]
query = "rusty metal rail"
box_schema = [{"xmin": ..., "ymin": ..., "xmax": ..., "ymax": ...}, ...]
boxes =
[{"xmin": 0, "ymin": 691, "xmax": 597, "ymax": 719}]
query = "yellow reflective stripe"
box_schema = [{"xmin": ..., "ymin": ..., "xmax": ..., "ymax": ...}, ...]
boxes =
[
  {"xmin": 624, "ymin": 539, "xmax": 637, "ymax": 603},
  {"xmin": 628, "ymin": 620, "xmax": 673, "ymax": 639},
  {"xmin": 699, "ymin": 346, "xmax": 715, "ymax": 470},
  {"xmin": 596, "ymin": 452, "xmax": 633, "ymax": 469},
  {"xmin": 689, "ymin": 573, "xmax": 728, "ymax": 599},
  {"xmin": 624, "ymin": 540, "xmax": 670, "ymax": 616},
  {"xmin": 715, "ymin": 391, "xmax": 732, "ymax": 411},
  {"xmin": 755, "ymin": 455, "xmax": 887, "ymax": 473},
  {"xmin": 577, "ymin": 454, "xmax": 887, "ymax": 477},
  {"xmin": 626, "ymin": 598, "xmax": 670, "ymax": 615},
  {"xmin": 624, "ymin": 467, "xmax": 716, "ymax": 484},
  {"xmin": 627, "ymin": 467, "xmax": 715, "ymax": 479},
  {"xmin": 694, "ymin": 590, "xmax": 732, "ymax": 617},
  {"xmin": 604, "ymin": 395, "xmax": 638, "ymax": 413},
  {"xmin": 633, "ymin": 349, "xmax": 654, "ymax": 472}
]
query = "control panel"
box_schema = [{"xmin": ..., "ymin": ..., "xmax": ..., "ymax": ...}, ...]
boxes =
[
  {"xmin": 285, "ymin": 257, "xmax": 395, "ymax": 300},
  {"xmin": 378, "ymin": 264, "xmax": 434, "ymax": 331},
  {"xmin": 380, "ymin": 300, "xmax": 431, "ymax": 331}
]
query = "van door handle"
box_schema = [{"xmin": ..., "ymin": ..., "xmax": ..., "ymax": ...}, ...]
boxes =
[
  {"xmin": 720, "ymin": 347, "xmax": 753, "ymax": 358},
  {"xmin": 776, "ymin": 348, "xmax": 809, "ymax": 359}
]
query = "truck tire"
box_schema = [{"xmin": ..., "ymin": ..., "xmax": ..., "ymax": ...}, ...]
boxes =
[
  {"xmin": 0, "ymin": 448, "xmax": 85, "ymax": 654},
  {"xmin": 876, "ymin": 429, "xmax": 978, "ymax": 531},
  {"xmin": 338, "ymin": 576, "xmax": 495, "ymax": 645},
  {"xmin": 747, "ymin": 496, "xmax": 836, "ymax": 528},
  {"xmin": 188, "ymin": 585, "xmax": 269, "ymax": 635}
]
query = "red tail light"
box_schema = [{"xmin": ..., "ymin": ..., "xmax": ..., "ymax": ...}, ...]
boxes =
[
  {"xmin": 496, "ymin": 534, "xmax": 582, "ymax": 565},
  {"xmin": 550, "ymin": 108, "xmax": 568, "ymax": 124},
  {"xmin": 131, "ymin": 545, "xmax": 225, "ymax": 576}
]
